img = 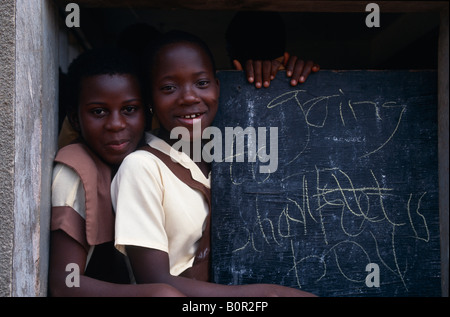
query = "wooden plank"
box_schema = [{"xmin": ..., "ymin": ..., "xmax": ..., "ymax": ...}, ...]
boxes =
[
  {"xmin": 0, "ymin": 0, "xmax": 16, "ymax": 298},
  {"xmin": 54, "ymin": 0, "xmax": 448, "ymax": 12},
  {"xmin": 438, "ymin": 8, "xmax": 449, "ymax": 297}
]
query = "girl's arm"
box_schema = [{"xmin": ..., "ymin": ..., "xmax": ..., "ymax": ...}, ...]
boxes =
[
  {"xmin": 48, "ymin": 230, "xmax": 184, "ymax": 297},
  {"xmin": 126, "ymin": 245, "xmax": 316, "ymax": 297}
]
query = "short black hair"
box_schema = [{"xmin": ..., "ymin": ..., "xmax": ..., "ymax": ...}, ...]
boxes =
[
  {"xmin": 142, "ymin": 29, "xmax": 217, "ymax": 86},
  {"xmin": 225, "ymin": 11, "xmax": 286, "ymax": 65},
  {"xmin": 62, "ymin": 48, "xmax": 143, "ymax": 116}
]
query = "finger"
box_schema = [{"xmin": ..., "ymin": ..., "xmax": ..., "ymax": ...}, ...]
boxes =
[
  {"xmin": 270, "ymin": 59, "xmax": 282, "ymax": 81},
  {"xmin": 299, "ymin": 60, "xmax": 315, "ymax": 83},
  {"xmin": 290, "ymin": 59, "xmax": 305, "ymax": 86},
  {"xmin": 285, "ymin": 55, "xmax": 298, "ymax": 78},
  {"xmin": 312, "ymin": 63, "xmax": 320, "ymax": 72},
  {"xmin": 253, "ymin": 60, "xmax": 263, "ymax": 88},
  {"xmin": 262, "ymin": 60, "xmax": 272, "ymax": 87},
  {"xmin": 283, "ymin": 52, "xmax": 290, "ymax": 67},
  {"xmin": 244, "ymin": 60, "xmax": 255, "ymax": 83},
  {"xmin": 233, "ymin": 59, "xmax": 243, "ymax": 71}
]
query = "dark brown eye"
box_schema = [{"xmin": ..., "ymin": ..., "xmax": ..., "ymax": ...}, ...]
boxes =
[
  {"xmin": 197, "ymin": 80, "xmax": 210, "ymax": 88},
  {"xmin": 91, "ymin": 108, "xmax": 106, "ymax": 116}
]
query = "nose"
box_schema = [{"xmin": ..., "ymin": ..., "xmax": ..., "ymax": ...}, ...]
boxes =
[
  {"xmin": 105, "ymin": 111, "xmax": 126, "ymax": 131},
  {"xmin": 180, "ymin": 85, "xmax": 200, "ymax": 106}
]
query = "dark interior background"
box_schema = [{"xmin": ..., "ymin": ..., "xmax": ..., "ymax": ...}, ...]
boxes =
[{"xmin": 70, "ymin": 8, "xmax": 439, "ymax": 70}]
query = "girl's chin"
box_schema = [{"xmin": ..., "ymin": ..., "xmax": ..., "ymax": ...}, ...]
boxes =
[{"xmin": 102, "ymin": 150, "xmax": 133, "ymax": 166}]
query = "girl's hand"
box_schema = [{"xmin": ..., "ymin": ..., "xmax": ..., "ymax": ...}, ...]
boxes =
[
  {"xmin": 234, "ymin": 53, "xmax": 320, "ymax": 88},
  {"xmin": 284, "ymin": 54, "xmax": 320, "ymax": 86}
]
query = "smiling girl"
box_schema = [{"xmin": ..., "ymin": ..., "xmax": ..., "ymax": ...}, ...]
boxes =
[
  {"xmin": 48, "ymin": 48, "xmax": 183, "ymax": 297},
  {"xmin": 112, "ymin": 31, "xmax": 316, "ymax": 297}
]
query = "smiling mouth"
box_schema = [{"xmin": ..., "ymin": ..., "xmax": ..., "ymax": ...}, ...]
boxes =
[{"xmin": 179, "ymin": 113, "xmax": 203, "ymax": 119}]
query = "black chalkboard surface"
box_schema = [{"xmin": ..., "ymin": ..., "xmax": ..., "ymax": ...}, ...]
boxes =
[{"xmin": 210, "ymin": 70, "xmax": 440, "ymax": 297}]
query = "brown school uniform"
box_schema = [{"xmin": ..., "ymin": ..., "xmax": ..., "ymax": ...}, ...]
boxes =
[{"xmin": 51, "ymin": 142, "xmax": 130, "ymax": 283}]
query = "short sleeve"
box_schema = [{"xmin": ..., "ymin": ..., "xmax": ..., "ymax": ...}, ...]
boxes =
[
  {"xmin": 112, "ymin": 151, "xmax": 168, "ymax": 255},
  {"xmin": 52, "ymin": 163, "xmax": 86, "ymax": 219},
  {"xmin": 51, "ymin": 163, "xmax": 89, "ymax": 250}
]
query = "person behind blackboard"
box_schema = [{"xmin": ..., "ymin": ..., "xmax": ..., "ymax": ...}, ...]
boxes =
[
  {"xmin": 226, "ymin": 11, "xmax": 320, "ymax": 88},
  {"xmin": 48, "ymin": 48, "xmax": 184, "ymax": 297},
  {"xmin": 112, "ymin": 30, "xmax": 316, "ymax": 297}
]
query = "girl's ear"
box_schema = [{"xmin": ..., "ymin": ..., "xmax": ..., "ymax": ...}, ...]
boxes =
[
  {"xmin": 215, "ymin": 78, "xmax": 220, "ymax": 91},
  {"xmin": 214, "ymin": 78, "xmax": 220, "ymax": 97}
]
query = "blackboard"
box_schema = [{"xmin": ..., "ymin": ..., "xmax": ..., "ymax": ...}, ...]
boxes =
[{"xmin": 210, "ymin": 70, "xmax": 441, "ymax": 297}]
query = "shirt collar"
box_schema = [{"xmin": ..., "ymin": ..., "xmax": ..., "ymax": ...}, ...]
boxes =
[{"xmin": 145, "ymin": 132, "xmax": 211, "ymax": 188}]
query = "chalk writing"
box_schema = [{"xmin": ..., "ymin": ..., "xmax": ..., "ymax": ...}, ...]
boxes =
[
  {"xmin": 212, "ymin": 70, "xmax": 440, "ymax": 297},
  {"xmin": 227, "ymin": 166, "xmax": 429, "ymax": 291},
  {"xmin": 224, "ymin": 88, "xmax": 407, "ymax": 188},
  {"xmin": 266, "ymin": 89, "xmax": 406, "ymax": 163}
]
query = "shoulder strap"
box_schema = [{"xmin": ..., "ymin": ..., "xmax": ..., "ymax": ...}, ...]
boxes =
[{"xmin": 140, "ymin": 145, "xmax": 211, "ymax": 281}]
